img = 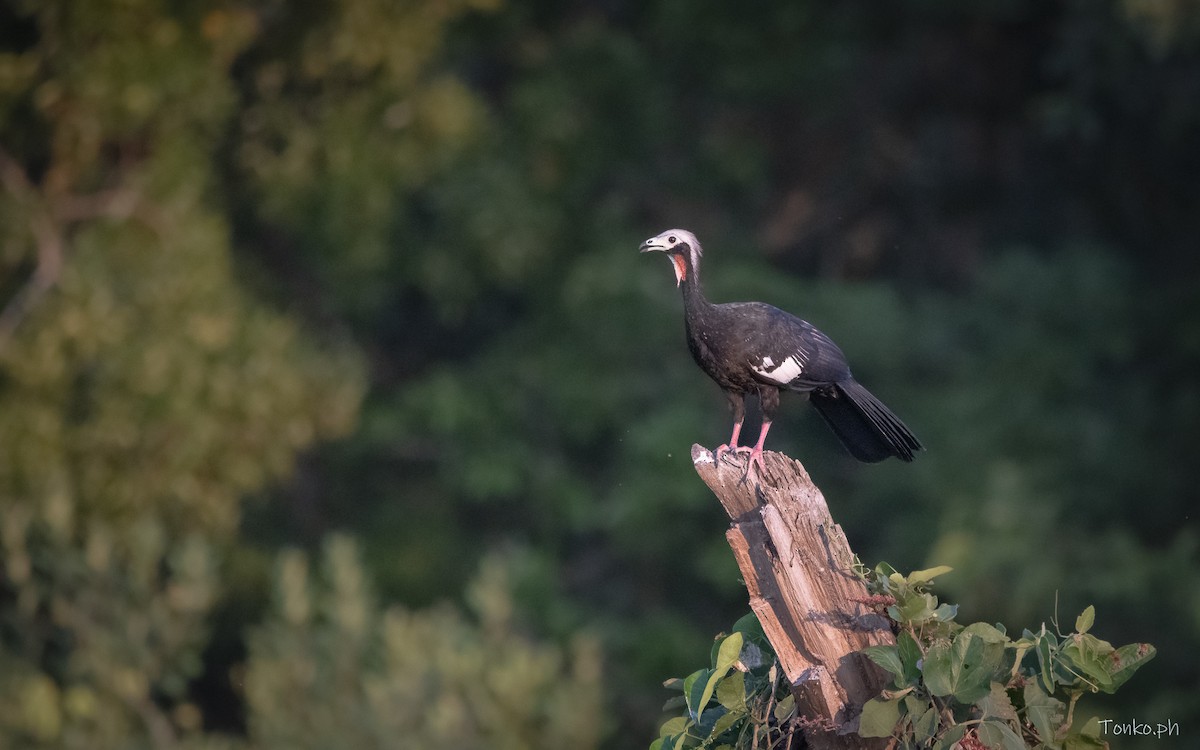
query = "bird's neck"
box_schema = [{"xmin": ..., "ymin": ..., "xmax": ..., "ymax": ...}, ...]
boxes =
[{"xmin": 679, "ymin": 254, "xmax": 714, "ymax": 318}]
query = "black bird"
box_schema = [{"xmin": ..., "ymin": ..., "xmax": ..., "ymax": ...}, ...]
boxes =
[{"xmin": 640, "ymin": 228, "xmax": 921, "ymax": 479}]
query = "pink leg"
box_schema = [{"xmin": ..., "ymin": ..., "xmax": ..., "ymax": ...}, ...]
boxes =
[
  {"xmin": 715, "ymin": 421, "xmax": 752, "ymax": 463},
  {"xmin": 742, "ymin": 420, "xmax": 772, "ymax": 483}
]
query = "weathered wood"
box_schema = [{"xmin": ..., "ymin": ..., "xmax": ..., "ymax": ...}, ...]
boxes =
[{"xmin": 691, "ymin": 444, "xmax": 894, "ymax": 750}]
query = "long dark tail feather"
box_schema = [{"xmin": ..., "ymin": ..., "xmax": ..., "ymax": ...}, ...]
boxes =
[{"xmin": 809, "ymin": 379, "xmax": 922, "ymax": 462}]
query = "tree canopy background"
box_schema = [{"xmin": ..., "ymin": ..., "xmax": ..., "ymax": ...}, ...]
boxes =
[{"xmin": 1, "ymin": 1, "xmax": 1196, "ymax": 748}]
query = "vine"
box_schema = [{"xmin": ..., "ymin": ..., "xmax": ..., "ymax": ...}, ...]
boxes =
[{"xmin": 651, "ymin": 564, "xmax": 1156, "ymax": 750}]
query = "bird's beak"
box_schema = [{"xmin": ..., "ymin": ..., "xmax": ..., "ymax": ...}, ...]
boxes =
[
  {"xmin": 640, "ymin": 236, "xmax": 687, "ymax": 287},
  {"xmin": 639, "ymin": 237, "xmax": 668, "ymax": 253}
]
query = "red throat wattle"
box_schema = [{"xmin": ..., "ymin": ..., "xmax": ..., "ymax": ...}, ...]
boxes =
[{"xmin": 671, "ymin": 254, "xmax": 688, "ymax": 286}]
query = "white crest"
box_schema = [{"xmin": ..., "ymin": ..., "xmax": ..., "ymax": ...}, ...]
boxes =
[
  {"xmin": 650, "ymin": 229, "xmax": 702, "ymax": 261},
  {"xmin": 641, "ymin": 228, "xmax": 704, "ymax": 286}
]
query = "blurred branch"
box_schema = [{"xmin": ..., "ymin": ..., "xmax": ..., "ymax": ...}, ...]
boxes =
[
  {"xmin": 0, "ymin": 146, "xmax": 64, "ymax": 353},
  {"xmin": 0, "ymin": 146, "xmax": 159, "ymax": 354},
  {"xmin": 130, "ymin": 693, "xmax": 179, "ymax": 749}
]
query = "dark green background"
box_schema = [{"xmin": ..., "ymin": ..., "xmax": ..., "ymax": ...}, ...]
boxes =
[{"xmin": 1, "ymin": 1, "xmax": 1196, "ymax": 747}]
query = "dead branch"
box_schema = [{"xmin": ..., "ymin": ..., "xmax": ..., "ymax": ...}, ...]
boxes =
[{"xmin": 691, "ymin": 444, "xmax": 894, "ymax": 750}]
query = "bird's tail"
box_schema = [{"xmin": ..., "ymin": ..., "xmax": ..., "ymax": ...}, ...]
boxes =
[{"xmin": 809, "ymin": 379, "xmax": 922, "ymax": 462}]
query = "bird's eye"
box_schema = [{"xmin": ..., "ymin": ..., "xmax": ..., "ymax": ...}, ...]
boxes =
[{"xmin": 668, "ymin": 235, "xmax": 677, "ymax": 244}]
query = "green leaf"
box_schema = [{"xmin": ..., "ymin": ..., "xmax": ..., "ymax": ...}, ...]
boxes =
[
  {"xmin": 932, "ymin": 722, "xmax": 967, "ymax": 750},
  {"xmin": 858, "ymin": 696, "xmax": 902, "ymax": 738},
  {"xmin": 683, "ymin": 668, "xmax": 710, "ymax": 719},
  {"xmin": 862, "ymin": 644, "xmax": 905, "ymax": 684},
  {"xmin": 893, "ymin": 591, "xmax": 937, "ymax": 624},
  {"xmin": 874, "ymin": 561, "xmax": 900, "ymax": 579},
  {"xmin": 923, "ymin": 628, "xmax": 1006, "ymax": 703},
  {"xmin": 897, "ymin": 630, "xmax": 923, "ymax": 685},
  {"xmin": 1064, "ymin": 717, "xmax": 1108, "ymax": 749},
  {"xmin": 905, "ymin": 694, "xmax": 938, "ymax": 744},
  {"xmin": 955, "ymin": 638, "xmax": 1007, "ymax": 703},
  {"xmin": 977, "ymin": 682, "xmax": 1018, "ymax": 723},
  {"xmin": 1023, "ymin": 682, "xmax": 1066, "ymax": 745},
  {"xmin": 1105, "ymin": 641, "xmax": 1156, "ymax": 692},
  {"xmin": 908, "ymin": 565, "xmax": 953, "ymax": 584},
  {"xmin": 903, "ymin": 693, "xmax": 925, "ymax": 713},
  {"xmin": 977, "ymin": 718, "xmax": 1026, "ymax": 750},
  {"xmin": 1059, "ymin": 633, "xmax": 1116, "ymax": 691},
  {"xmin": 1077, "ymin": 716, "xmax": 1105, "ymax": 739},
  {"xmin": 695, "ymin": 705, "xmax": 728, "ymax": 737},
  {"xmin": 1074, "ymin": 605, "xmax": 1095, "ymax": 635},
  {"xmin": 773, "ymin": 694, "xmax": 795, "ymax": 722},
  {"xmin": 932, "ymin": 603, "xmax": 959, "ymax": 622},
  {"xmin": 922, "ymin": 641, "xmax": 954, "ymax": 696},
  {"xmin": 661, "ymin": 695, "xmax": 687, "ymax": 712},
  {"xmin": 1035, "ymin": 629, "xmax": 1058, "ymax": 693},
  {"xmin": 1009, "ymin": 638, "xmax": 1035, "ymax": 681},
  {"xmin": 715, "ymin": 671, "xmax": 747, "ymax": 712},
  {"xmin": 961, "ymin": 621, "xmax": 1009, "ymax": 644},
  {"xmin": 709, "ymin": 707, "xmax": 745, "ymax": 739},
  {"xmin": 714, "ymin": 632, "xmax": 744, "ymax": 674},
  {"xmin": 911, "ymin": 701, "xmax": 939, "ymax": 744},
  {"xmin": 695, "ymin": 633, "xmax": 743, "ymax": 722},
  {"xmin": 731, "ymin": 612, "xmax": 765, "ymax": 643},
  {"xmin": 657, "ymin": 716, "xmax": 691, "ymax": 738}
]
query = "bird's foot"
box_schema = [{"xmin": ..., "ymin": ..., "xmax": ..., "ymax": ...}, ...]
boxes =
[
  {"xmin": 738, "ymin": 448, "xmax": 767, "ymax": 487},
  {"xmin": 715, "ymin": 443, "xmax": 753, "ymax": 463}
]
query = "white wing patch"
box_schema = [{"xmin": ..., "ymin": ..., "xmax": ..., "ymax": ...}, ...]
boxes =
[{"xmin": 752, "ymin": 352, "xmax": 807, "ymax": 384}]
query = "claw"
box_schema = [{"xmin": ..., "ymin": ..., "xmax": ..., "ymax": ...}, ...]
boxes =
[
  {"xmin": 737, "ymin": 421, "xmax": 772, "ymax": 486},
  {"xmin": 716, "ymin": 420, "xmax": 748, "ymax": 464},
  {"xmin": 739, "ymin": 447, "xmax": 766, "ymax": 486},
  {"xmin": 715, "ymin": 443, "xmax": 752, "ymax": 463}
]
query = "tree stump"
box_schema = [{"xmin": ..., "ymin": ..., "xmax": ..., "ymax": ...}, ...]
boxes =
[{"xmin": 691, "ymin": 444, "xmax": 894, "ymax": 750}]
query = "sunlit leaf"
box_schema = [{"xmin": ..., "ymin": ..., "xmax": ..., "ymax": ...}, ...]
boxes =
[
  {"xmin": 696, "ymin": 633, "xmax": 742, "ymax": 722},
  {"xmin": 858, "ymin": 696, "xmax": 902, "ymax": 738},
  {"xmin": 715, "ymin": 671, "xmax": 747, "ymax": 712},
  {"xmin": 1075, "ymin": 605, "xmax": 1095, "ymax": 635},
  {"xmin": 907, "ymin": 565, "xmax": 953, "ymax": 584}
]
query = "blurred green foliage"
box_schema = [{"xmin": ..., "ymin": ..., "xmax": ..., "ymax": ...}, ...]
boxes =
[
  {"xmin": 0, "ymin": 0, "xmax": 363, "ymax": 746},
  {"xmin": 1, "ymin": 0, "xmax": 1197, "ymax": 748},
  {"xmin": 244, "ymin": 537, "xmax": 603, "ymax": 750}
]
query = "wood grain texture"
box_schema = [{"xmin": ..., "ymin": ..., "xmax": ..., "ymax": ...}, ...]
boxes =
[{"xmin": 691, "ymin": 444, "xmax": 894, "ymax": 749}]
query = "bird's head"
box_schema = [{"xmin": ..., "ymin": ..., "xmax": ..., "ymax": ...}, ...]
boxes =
[{"xmin": 639, "ymin": 228, "xmax": 702, "ymax": 287}]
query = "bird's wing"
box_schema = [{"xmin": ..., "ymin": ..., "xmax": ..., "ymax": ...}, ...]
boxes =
[{"xmin": 722, "ymin": 302, "xmax": 852, "ymax": 389}]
